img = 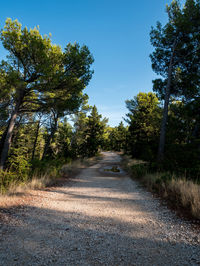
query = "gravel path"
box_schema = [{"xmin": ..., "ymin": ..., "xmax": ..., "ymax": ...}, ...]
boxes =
[{"xmin": 0, "ymin": 151, "xmax": 199, "ymax": 265}]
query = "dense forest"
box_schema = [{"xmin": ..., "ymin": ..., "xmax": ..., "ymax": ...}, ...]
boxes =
[{"xmin": 0, "ymin": 0, "xmax": 200, "ymax": 215}]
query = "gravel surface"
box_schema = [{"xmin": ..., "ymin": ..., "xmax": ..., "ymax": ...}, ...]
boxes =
[{"xmin": 0, "ymin": 151, "xmax": 199, "ymax": 265}]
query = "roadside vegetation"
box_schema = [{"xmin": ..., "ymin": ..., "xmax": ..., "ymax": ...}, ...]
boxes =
[{"xmin": 122, "ymin": 156, "xmax": 200, "ymax": 220}]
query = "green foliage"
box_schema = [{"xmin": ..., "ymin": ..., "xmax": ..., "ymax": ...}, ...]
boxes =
[
  {"xmin": 1, "ymin": 3, "xmax": 200, "ymax": 193},
  {"xmin": 124, "ymin": 0, "xmax": 200, "ymax": 180},
  {"xmin": 150, "ymin": 0, "xmax": 200, "ymax": 99},
  {"xmin": 70, "ymin": 106, "xmax": 109, "ymax": 158},
  {"xmin": 71, "ymin": 111, "xmax": 89, "ymax": 158},
  {"xmin": 8, "ymin": 152, "xmax": 30, "ymax": 179},
  {"xmin": 106, "ymin": 122, "xmax": 128, "ymax": 151},
  {"xmin": 31, "ymin": 157, "xmax": 70, "ymax": 176},
  {"xmin": 125, "ymin": 92, "xmax": 161, "ymax": 160},
  {"xmin": 124, "ymin": 90, "xmax": 200, "ymax": 181},
  {"xmin": 83, "ymin": 106, "xmax": 108, "ymax": 157},
  {"xmin": 0, "ymin": 18, "xmax": 94, "ymax": 169},
  {"xmin": 0, "ymin": 170, "xmax": 18, "ymax": 193},
  {"xmin": 0, "ymin": 18, "xmax": 97, "ymax": 191},
  {"xmin": 52, "ymin": 119, "xmax": 73, "ymax": 158},
  {"xmin": 155, "ymin": 173, "xmax": 173, "ymax": 186},
  {"xmin": 124, "ymin": 156, "xmax": 200, "ymax": 219},
  {"xmin": 150, "ymin": 0, "xmax": 200, "ymax": 159},
  {"xmin": 130, "ymin": 163, "xmax": 149, "ymax": 179}
]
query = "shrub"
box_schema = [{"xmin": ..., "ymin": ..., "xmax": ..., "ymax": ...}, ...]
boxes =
[
  {"xmin": 131, "ymin": 163, "xmax": 148, "ymax": 179},
  {"xmin": 9, "ymin": 157, "xmax": 30, "ymax": 177},
  {"xmin": 0, "ymin": 170, "xmax": 19, "ymax": 193}
]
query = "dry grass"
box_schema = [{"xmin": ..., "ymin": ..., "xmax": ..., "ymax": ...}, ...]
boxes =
[
  {"xmin": 141, "ymin": 172, "xmax": 161, "ymax": 190},
  {"xmin": 0, "ymin": 171, "xmax": 61, "ymax": 208},
  {"xmin": 168, "ymin": 179, "xmax": 200, "ymax": 219},
  {"xmin": 0, "ymin": 156, "xmax": 102, "ymax": 210},
  {"xmin": 0, "ymin": 155, "xmax": 102, "ymax": 204},
  {"xmin": 121, "ymin": 155, "xmax": 146, "ymax": 170},
  {"xmin": 122, "ymin": 155, "xmax": 200, "ymax": 220},
  {"xmin": 143, "ymin": 174, "xmax": 200, "ymax": 219},
  {"xmin": 8, "ymin": 174, "xmax": 52, "ymax": 193},
  {"xmin": 61, "ymin": 159, "xmax": 85, "ymax": 178}
]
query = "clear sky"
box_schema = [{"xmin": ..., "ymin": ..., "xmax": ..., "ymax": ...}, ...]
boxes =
[{"xmin": 0, "ymin": 0, "xmax": 179, "ymax": 126}]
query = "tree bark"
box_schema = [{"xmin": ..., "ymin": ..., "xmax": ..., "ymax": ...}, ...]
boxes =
[
  {"xmin": 42, "ymin": 115, "xmax": 58, "ymax": 160},
  {"xmin": 157, "ymin": 40, "xmax": 177, "ymax": 161},
  {"xmin": 0, "ymin": 104, "xmax": 20, "ymax": 170},
  {"xmin": 0, "ymin": 120, "xmax": 10, "ymax": 156}
]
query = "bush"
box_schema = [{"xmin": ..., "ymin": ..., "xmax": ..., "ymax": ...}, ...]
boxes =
[
  {"xmin": 0, "ymin": 170, "xmax": 19, "ymax": 193},
  {"xmin": 31, "ymin": 157, "xmax": 71, "ymax": 175},
  {"xmin": 0, "ymin": 155, "xmax": 71, "ymax": 194},
  {"xmin": 164, "ymin": 143, "xmax": 200, "ymax": 181},
  {"xmin": 131, "ymin": 163, "xmax": 148, "ymax": 179},
  {"xmin": 8, "ymin": 153, "xmax": 30, "ymax": 181}
]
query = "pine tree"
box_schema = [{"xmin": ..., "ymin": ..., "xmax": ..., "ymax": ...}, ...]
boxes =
[
  {"xmin": 150, "ymin": 0, "xmax": 200, "ymax": 160},
  {"xmin": 84, "ymin": 106, "xmax": 108, "ymax": 157}
]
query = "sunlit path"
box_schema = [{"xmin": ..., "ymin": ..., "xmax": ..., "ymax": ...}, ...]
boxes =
[{"xmin": 0, "ymin": 152, "xmax": 199, "ymax": 265}]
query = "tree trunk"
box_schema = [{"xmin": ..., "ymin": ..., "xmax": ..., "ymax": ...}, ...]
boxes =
[
  {"xmin": 157, "ymin": 41, "xmax": 177, "ymax": 161},
  {"xmin": 31, "ymin": 120, "xmax": 41, "ymax": 160},
  {"xmin": 42, "ymin": 116, "xmax": 58, "ymax": 160},
  {"xmin": 0, "ymin": 105, "xmax": 20, "ymax": 170},
  {"xmin": 0, "ymin": 120, "xmax": 10, "ymax": 156}
]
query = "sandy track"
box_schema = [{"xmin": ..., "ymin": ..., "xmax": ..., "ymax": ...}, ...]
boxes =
[{"xmin": 0, "ymin": 152, "xmax": 199, "ymax": 265}]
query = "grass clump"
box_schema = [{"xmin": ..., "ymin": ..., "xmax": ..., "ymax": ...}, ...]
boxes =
[{"xmin": 167, "ymin": 178, "xmax": 200, "ymax": 219}]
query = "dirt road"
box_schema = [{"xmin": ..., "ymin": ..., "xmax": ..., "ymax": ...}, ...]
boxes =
[{"xmin": 0, "ymin": 152, "xmax": 199, "ymax": 265}]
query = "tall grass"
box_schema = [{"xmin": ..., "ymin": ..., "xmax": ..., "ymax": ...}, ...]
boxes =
[
  {"xmin": 0, "ymin": 155, "xmax": 102, "ymax": 196},
  {"xmin": 167, "ymin": 178, "xmax": 200, "ymax": 219},
  {"xmin": 0, "ymin": 157, "xmax": 64, "ymax": 194},
  {"xmin": 122, "ymin": 155, "xmax": 200, "ymax": 220}
]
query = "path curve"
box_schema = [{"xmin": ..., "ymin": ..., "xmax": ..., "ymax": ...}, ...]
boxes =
[{"xmin": 0, "ymin": 152, "xmax": 199, "ymax": 265}]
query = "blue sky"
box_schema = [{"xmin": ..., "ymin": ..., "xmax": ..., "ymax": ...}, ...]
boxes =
[{"xmin": 0, "ymin": 0, "xmax": 180, "ymax": 126}]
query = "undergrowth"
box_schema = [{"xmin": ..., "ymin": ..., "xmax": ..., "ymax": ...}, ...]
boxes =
[
  {"xmin": 0, "ymin": 155, "xmax": 102, "ymax": 196},
  {"xmin": 0, "ymin": 157, "xmax": 101, "ymax": 195}
]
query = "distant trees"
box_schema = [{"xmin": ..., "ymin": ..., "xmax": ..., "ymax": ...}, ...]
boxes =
[
  {"xmin": 71, "ymin": 110, "xmax": 89, "ymax": 158},
  {"xmin": 106, "ymin": 122, "xmax": 128, "ymax": 152},
  {"xmin": 78, "ymin": 106, "xmax": 108, "ymax": 157},
  {"xmin": 125, "ymin": 92, "xmax": 161, "ymax": 160}
]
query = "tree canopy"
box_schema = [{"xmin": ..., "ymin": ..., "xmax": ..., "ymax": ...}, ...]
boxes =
[{"xmin": 0, "ymin": 18, "xmax": 94, "ymax": 169}]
